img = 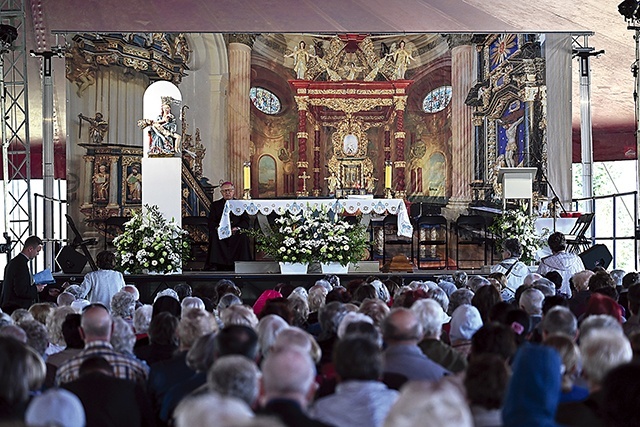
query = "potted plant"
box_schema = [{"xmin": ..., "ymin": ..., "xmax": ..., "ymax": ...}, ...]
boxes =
[{"xmin": 113, "ymin": 204, "xmax": 191, "ymax": 274}]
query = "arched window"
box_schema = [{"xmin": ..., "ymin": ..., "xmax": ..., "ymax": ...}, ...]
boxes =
[
  {"xmin": 422, "ymin": 85, "xmax": 452, "ymax": 114},
  {"xmin": 250, "ymin": 87, "xmax": 281, "ymax": 115}
]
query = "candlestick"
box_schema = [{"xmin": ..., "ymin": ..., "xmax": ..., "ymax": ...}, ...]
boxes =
[
  {"xmin": 243, "ymin": 161, "xmax": 251, "ymax": 199},
  {"xmin": 384, "ymin": 161, "xmax": 392, "ymax": 189}
]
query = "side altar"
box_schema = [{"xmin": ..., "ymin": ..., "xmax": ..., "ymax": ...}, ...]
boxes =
[{"xmin": 218, "ymin": 198, "xmax": 413, "ymax": 239}]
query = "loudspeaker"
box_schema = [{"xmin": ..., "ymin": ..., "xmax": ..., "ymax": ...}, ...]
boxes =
[
  {"xmin": 579, "ymin": 244, "xmax": 612, "ymax": 270},
  {"xmin": 56, "ymin": 245, "xmax": 88, "ymax": 274}
]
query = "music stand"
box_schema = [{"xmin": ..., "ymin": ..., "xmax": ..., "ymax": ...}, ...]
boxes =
[{"xmin": 498, "ymin": 167, "xmax": 537, "ymax": 213}]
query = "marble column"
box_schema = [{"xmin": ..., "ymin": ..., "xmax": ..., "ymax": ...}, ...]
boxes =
[
  {"xmin": 107, "ymin": 156, "xmax": 119, "ymax": 208},
  {"xmin": 394, "ymin": 98, "xmax": 408, "ymax": 198},
  {"xmin": 295, "ymin": 96, "xmax": 309, "ymax": 196},
  {"xmin": 446, "ymin": 34, "xmax": 476, "ymax": 216},
  {"xmin": 227, "ymin": 35, "xmax": 254, "ymax": 189},
  {"xmin": 313, "ymin": 125, "xmax": 321, "ymax": 196},
  {"xmin": 82, "ymin": 156, "xmax": 94, "ymax": 207}
]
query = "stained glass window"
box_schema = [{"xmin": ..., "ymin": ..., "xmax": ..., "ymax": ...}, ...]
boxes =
[
  {"xmin": 422, "ymin": 85, "xmax": 452, "ymax": 113},
  {"xmin": 250, "ymin": 87, "xmax": 281, "ymax": 115}
]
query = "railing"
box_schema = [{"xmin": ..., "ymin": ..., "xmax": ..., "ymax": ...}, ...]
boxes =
[{"xmin": 571, "ymin": 191, "xmax": 638, "ymax": 271}]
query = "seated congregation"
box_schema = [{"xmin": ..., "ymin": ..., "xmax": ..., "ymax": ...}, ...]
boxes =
[{"xmin": 2, "ymin": 239, "xmax": 640, "ymax": 427}]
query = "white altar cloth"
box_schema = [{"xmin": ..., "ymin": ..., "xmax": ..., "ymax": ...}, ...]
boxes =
[{"xmin": 218, "ymin": 198, "xmax": 413, "ymax": 239}]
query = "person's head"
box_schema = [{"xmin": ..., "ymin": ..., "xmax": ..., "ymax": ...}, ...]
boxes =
[
  {"xmin": 186, "ymin": 332, "xmax": 217, "ymax": 372},
  {"xmin": 133, "ymin": 304, "xmax": 153, "ymax": 334},
  {"xmin": 358, "ymin": 298, "xmax": 390, "ymax": 328},
  {"xmin": 220, "ymin": 181, "xmax": 235, "ymax": 200},
  {"xmin": 25, "ymin": 388, "xmax": 86, "ymax": 427},
  {"xmin": 261, "ymin": 347, "xmax": 317, "ymax": 405},
  {"xmin": 208, "ymin": 355, "xmax": 261, "ymax": 407},
  {"xmin": 471, "ymin": 284, "xmax": 502, "ymax": 323},
  {"xmin": 122, "ymin": 284, "xmax": 140, "ymax": 301},
  {"xmin": 628, "ymin": 283, "xmax": 640, "ymax": 315},
  {"xmin": 544, "ymin": 271, "xmax": 564, "ymax": 292},
  {"xmin": 96, "ymin": 250, "xmax": 117, "ymax": 270},
  {"xmin": 464, "ymin": 353, "xmax": 509, "ymax": 410},
  {"xmin": 61, "ymin": 313, "xmax": 84, "ymax": 349},
  {"xmin": 217, "ymin": 293, "xmax": 243, "ymax": 313},
  {"xmin": 20, "ymin": 319, "xmax": 49, "ymax": 358},
  {"xmin": 258, "ymin": 297, "xmax": 293, "ymax": 324},
  {"xmin": 216, "ymin": 279, "xmax": 242, "ymax": 299},
  {"xmin": 585, "ymin": 293, "xmax": 623, "ymax": 323},
  {"xmin": 384, "ymin": 379, "xmax": 472, "ymax": 427},
  {"xmin": 382, "ymin": 307, "xmax": 423, "ymax": 344},
  {"xmin": 28, "ymin": 303, "xmax": 54, "ymax": 325},
  {"xmin": 449, "ymin": 305, "xmax": 483, "ymax": 344},
  {"xmin": 503, "ymin": 308, "xmax": 532, "ymax": 345},
  {"xmin": 336, "ymin": 311, "xmax": 373, "ymax": 340},
  {"xmin": 174, "ymin": 283, "xmax": 193, "ymax": 301},
  {"xmin": 352, "ymin": 284, "xmax": 377, "ymax": 304},
  {"xmin": 589, "ymin": 270, "xmax": 616, "ymax": 293},
  {"xmin": 318, "ymin": 301, "xmax": 348, "ymax": 336},
  {"xmin": 0, "ymin": 336, "xmax": 34, "ymax": 407},
  {"xmin": 602, "ymin": 362, "xmax": 640, "ymax": 427},
  {"xmin": 22, "ymin": 236, "xmax": 43, "ymax": 260},
  {"xmin": 580, "ymin": 329, "xmax": 632, "ymax": 390},
  {"xmin": 257, "ymin": 314, "xmax": 289, "ymax": 358},
  {"xmin": 622, "ymin": 272, "xmax": 640, "ymax": 290},
  {"xmin": 610, "ymin": 269, "xmax": 626, "ymax": 287},
  {"xmin": 502, "ymin": 238, "xmax": 523, "ymax": 259},
  {"xmin": 334, "ymin": 336, "xmax": 382, "ymax": 381},
  {"xmin": 448, "ymin": 288, "xmax": 475, "ymax": 316},
  {"xmin": 80, "ymin": 304, "xmax": 112, "ymax": 342},
  {"xmin": 519, "ymin": 287, "xmax": 545, "ymax": 316},
  {"xmin": 181, "ymin": 296, "xmax": 206, "ymax": 314},
  {"xmin": 110, "ymin": 316, "xmax": 136, "ymax": 354},
  {"xmin": 215, "ymin": 324, "xmax": 259, "ymax": 360},
  {"xmin": 548, "ymin": 232, "xmax": 567, "ymax": 253},
  {"xmin": 147, "ymin": 311, "xmax": 179, "ymax": 346},
  {"xmin": 308, "ymin": 284, "xmax": 328, "ymax": 313},
  {"xmin": 221, "ymin": 304, "xmax": 259, "ymax": 329},
  {"xmin": 467, "ymin": 275, "xmax": 490, "ymax": 293},
  {"xmin": 287, "ymin": 295, "xmax": 309, "ymax": 328},
  {"xmin": 533, "ymin": 278, "xmax": 556, "ymax": 297},
  {"xmin": 543, "ymin": 334, "xmax": 582, "ymax": 392},
  {"xmin": 271, "ymin": 327, "xmax": 322, "ymax": 364},
  {"xmin": 48, "ymin": 308, "xmax": 75, "ymax": 347},
  {"xmin": 174, "ymin": 394, "xmax": 253, "ymax": 427},
  {"xmin": 111, "ymin": 291, "xmax": 136, "ymax": 319},
  {"xmin": 176, "ymin": 308, "xmax": 218, "ymax": 351},
  {"xmin": 152, "ymin": 295, "xmax": 182, "ymax": 319},
  {"xmin": 470, "ymin": 322, "xmax": 517, "ymax": 362},
  {"xmin": 57, "ymin": 292, "xmax": 76, "ymax": 307},
  {"xmin": 580, "ymin": 314, "xmax": 624, "ymax": 341},
  {"xmin": 427, "ymin": 287, "xmax": 450, "ymax": 313},
  {"xmin": 572, "ymin": 270, "xmax": 595, "ymax": 292},
  {"xmin": 411, "ymin": 298, "xmax": 449, "ymax": 340},
  {"xmin": 541, "ymin": 305, "xmax": 578, "ymax": 340}
]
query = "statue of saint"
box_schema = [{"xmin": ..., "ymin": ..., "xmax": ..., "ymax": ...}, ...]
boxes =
[
  {"xmin": 500, "ymin": 115, "xmax": 525, "ymax": 167},
  {"xmin": 92, "ymin": 163, "xmax": 109, "ymax": 202},
  {"xmin": 325, "ymin": 172, "xmax": 341, "ymax": 195},
  {"xmin": 285, "ymin": 40, "xmax": 314, "ymax": 80},
  {"xmin": 388, "ymin": 40, "xmax": 414, "ymax": 80},
  {"xmin": 126, "ymin": 166, "xmax": 142, "ymax": 202},
  {"xmin": 79, "ymin": 112, "xmax": 108, "ymax": 144}
]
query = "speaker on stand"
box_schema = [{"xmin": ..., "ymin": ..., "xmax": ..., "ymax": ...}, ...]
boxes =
[{"xmin": 55, "ymin": 245, "xmax": 88, "ymax": 274}]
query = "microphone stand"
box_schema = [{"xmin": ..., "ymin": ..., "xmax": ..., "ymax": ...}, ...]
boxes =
[{"xmin": 536, "ymin": 164, "xmax": 567, "ymax": 232}]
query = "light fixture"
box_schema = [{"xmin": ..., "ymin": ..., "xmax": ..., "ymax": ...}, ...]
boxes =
[
  {"xmin": 619, "ymin": 0, "xmax": 639, "ymax": 21},
  {"xmin": 0, "ymin": 24, "xmax": 17, "ymax": 49}
]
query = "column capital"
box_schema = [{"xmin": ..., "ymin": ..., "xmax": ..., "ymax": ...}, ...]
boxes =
[
  {"xmin": 226, "ymin": 34, "xmax": 257, "ymax": 47},
  {"xmin": 445, "ymin": 34, "xmax": 475, "ymax": 50}
]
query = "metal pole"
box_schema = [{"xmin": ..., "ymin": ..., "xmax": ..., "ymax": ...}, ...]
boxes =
[
  {"xmin": 635, "ymin": 29, "xmax": 640, "ymax": 261},
  {"xmin": 577, "ymin": 41, "xmax": 594, "ymax": 216}
]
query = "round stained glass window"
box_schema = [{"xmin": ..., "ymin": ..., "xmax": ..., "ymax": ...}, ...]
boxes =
[
  {"xmin": 422, "ymin": 85, "xmax": 452, "ymax": 113},
  {"xmin": 250, "ymin": 87, "xmax": 281, "ymax": 115}
]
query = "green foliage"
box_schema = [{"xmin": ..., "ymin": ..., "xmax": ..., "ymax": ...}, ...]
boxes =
[{"xmin": 113, "ymin": 204, "xmax": 190, "ymax": 274}]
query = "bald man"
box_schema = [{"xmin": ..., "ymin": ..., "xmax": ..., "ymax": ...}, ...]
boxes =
[
  {"xmin": 259, "ymin": 348, "xmax": 332, "ymax": 427},
  {"xmin": 382, "ymin": 307, "xmax": 450, "ymax": 382},
  {"xmin": 55, "ymin": 305, "xmax": 149, "ymax": 385}
]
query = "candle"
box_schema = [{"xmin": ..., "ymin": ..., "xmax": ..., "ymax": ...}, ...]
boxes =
[
  {"xmin": 385, "ymin": 162, "xmax": 392, "ymax": 189},
  {"xmin": 243, "ymin": 162, "xmax": 251, "ymax": 191}
]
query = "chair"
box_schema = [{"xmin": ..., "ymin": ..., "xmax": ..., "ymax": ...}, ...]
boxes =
[
  {"xmin": 382, "ymin": 215, "xmax": 413, "ymax": 265},
  {"xmin": 565, "ymin": 213, "xmax": 595, "ymax": 253},
  {"xmin": 409, "ymin": 202, "xmax": 422, "ymax": 223},
  {"xmin": 64, "ymin": 214, "xmax": 98, "ymax": 271},
  {"xmin": 415, "ymin": 215, "xmax": 448, "ymax": 270},
  {"xmin": 452, "ymin": 214, "xmax": 488, "ymax": 269}
]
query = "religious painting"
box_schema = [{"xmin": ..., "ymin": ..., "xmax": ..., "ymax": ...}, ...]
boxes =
[
  {"xmin": 426, "ymin": 152, "xmax": 446, "ymax": 198},
  {"xmin": 341, "ymin": 163, "xmax": 363, "ymax": 189},
  {"xmin": 124, "ymin": 163, "xmax": 142, "ymax": 204},
  {"xmin": 497, "ymin": 101, "xmax": 525, "ymax": 168},
  {"xmin": 258, "ymin": 155, "xmax": 277, "ymax": 197}
]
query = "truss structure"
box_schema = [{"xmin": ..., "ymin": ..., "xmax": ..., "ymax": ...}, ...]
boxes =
[{"xmin": 0, "ymin": 0, "xmax": 31, "ymax": 248}]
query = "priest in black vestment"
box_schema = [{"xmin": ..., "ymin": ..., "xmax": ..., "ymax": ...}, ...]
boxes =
[{"xmin": 205, "ymin": 181, "xmax": 252, "ymax": 271}]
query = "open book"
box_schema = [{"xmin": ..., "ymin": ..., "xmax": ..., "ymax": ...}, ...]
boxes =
[{"xmin": 33, "ymin": 268, "xmax": 56, "ymax": 285}]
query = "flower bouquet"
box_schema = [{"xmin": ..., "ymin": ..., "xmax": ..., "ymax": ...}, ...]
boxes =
[
  {"xmin": 113, "ymin": 204, "xmax": 190, "ymax": 274},
  {"xmin": 488, "ymin": 204, "xmax": 547, "ymax": 264}
]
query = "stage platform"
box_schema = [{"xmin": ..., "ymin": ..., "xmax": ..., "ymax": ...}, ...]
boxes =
[{"xmin": 51, "ymin": 264, "xmax": 489, "ymax": 305}]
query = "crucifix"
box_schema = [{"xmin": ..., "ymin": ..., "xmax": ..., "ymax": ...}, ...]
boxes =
[{"xmin": 298, "ymin": 171, "xmax": 311, "ymax": 194}]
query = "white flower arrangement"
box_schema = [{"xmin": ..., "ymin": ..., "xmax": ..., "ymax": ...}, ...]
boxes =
[
  {"xmin": 113, "ymin": 204, "xmax": 190, "ymax": 274},
  {"xmin": 245, "ymin": 205, "xmax": 368, "ymax": 266},
  {"xmin": 488, "ymin": 204, "xmax": 548, "ymax": 264}
]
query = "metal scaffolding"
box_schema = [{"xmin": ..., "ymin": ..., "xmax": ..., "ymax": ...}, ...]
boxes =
[{"xmin": 0, "ymin": 0, "xmax": 30, "ymax": 251}]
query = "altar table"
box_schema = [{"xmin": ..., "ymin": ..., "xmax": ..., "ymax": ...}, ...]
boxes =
[{"xmin": 218, "ymin": 198, "xmax": 413, "ymax": 239}]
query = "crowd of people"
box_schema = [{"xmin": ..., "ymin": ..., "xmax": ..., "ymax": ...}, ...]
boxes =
[{"xmin": 1, "ymin": 231, "xmax": 640, "ymax": 427}]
